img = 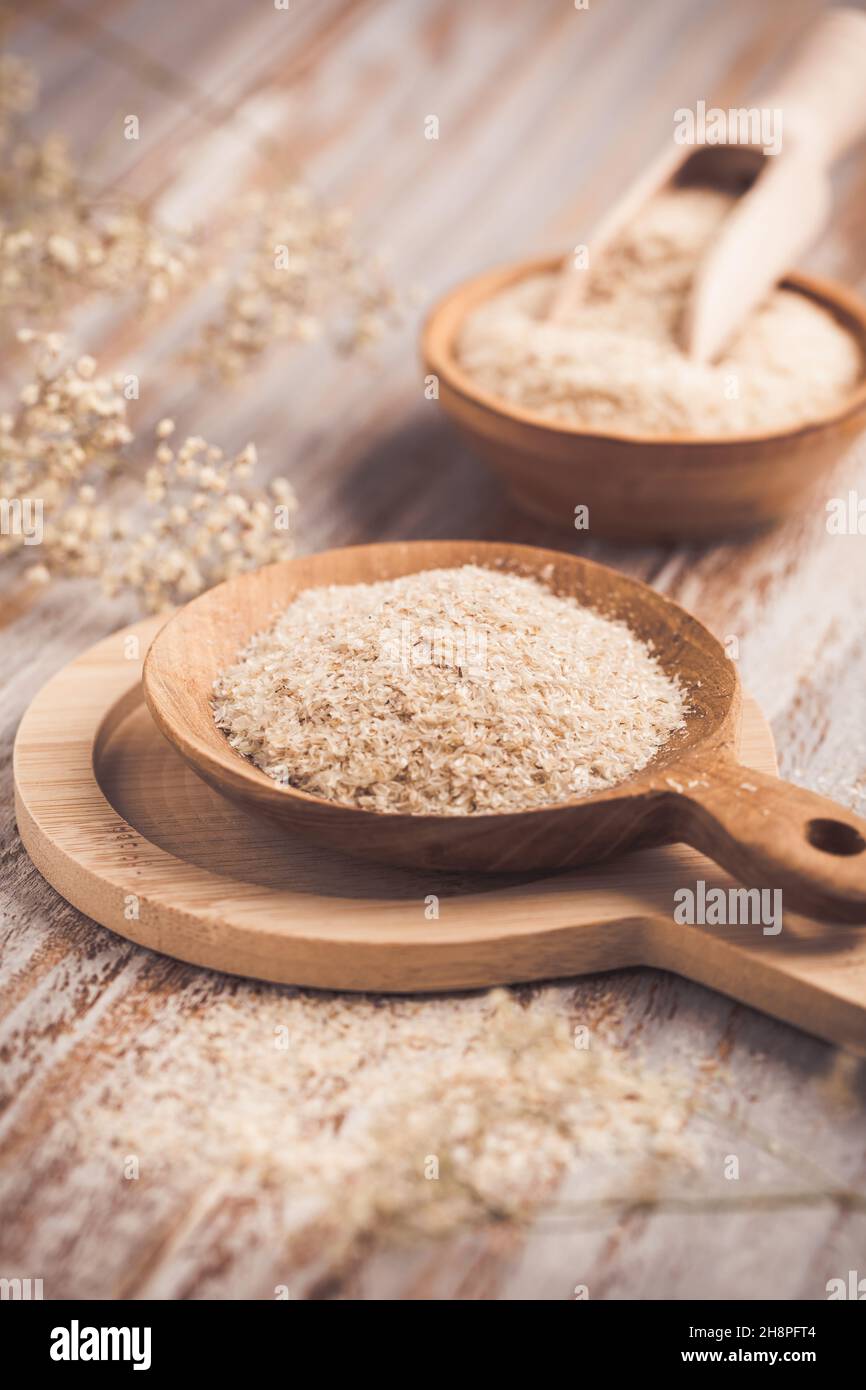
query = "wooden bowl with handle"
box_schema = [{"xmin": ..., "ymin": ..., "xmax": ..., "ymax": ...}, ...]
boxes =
[
  {"xmin": 421, "ymin": 261, "xmax": 866, "ymax": 541},
  {"xmin": 143, "ymin": 541, "xmax": 866, "ymax": 921}
]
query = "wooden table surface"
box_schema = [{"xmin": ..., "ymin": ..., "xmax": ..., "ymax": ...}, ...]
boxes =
[{"xmin": 2, "ymin": 0, "xmax": 865, "ymax": 1300}]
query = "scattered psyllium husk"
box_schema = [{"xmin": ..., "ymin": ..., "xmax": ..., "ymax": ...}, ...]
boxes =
[
  {"xmin": 457, "ymin": 187, "xmax": 863, "ymax": 436},
  {"xmin": 212, "ymin": 565, "xmax": 686, "ymax": 814}
]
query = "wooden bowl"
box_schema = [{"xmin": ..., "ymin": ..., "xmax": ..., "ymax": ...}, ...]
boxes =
[
  {"xmin": 421, "ymin": 259, "xmax": 866, "ymax": 541},
  {"xmin": 143, "ymin": 541, "xmax": 866, "ymax": 920}
]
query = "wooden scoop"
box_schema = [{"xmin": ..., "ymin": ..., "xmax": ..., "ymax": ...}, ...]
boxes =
[
  {"xmin": 143, "ymin": 541, "xmax": 866, "ymax": 923},
  {"xmin": 549, "ymin": 7, "xmax": 866, "ymax": 362}
]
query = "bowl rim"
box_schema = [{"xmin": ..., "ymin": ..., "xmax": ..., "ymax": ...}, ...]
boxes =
[
  {"xmin": 421, "ymin": 255, "xmax": 866, "ymax": 449},
  {"xmin": 142, "ymin": 540, "xmax": 740, "ymax": 827}
]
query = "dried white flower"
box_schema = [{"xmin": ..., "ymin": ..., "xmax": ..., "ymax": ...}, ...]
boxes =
[{"xmin": 1, "ymin": 333, "xmax": 296, "ymax": 611}]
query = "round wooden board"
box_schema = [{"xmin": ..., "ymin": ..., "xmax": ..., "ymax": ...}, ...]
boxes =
[{"xmin": 12, "ymin": 617, "xmax": 866, "ymax": 1052}]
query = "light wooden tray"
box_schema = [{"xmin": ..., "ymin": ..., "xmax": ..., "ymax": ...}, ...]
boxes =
[{"xmin": 13, "ymin": 618, "xmax": 866, "ymax": 1053}]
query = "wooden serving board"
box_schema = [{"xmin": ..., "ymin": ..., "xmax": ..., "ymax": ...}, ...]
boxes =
[{"xmin": 13, "ymin": 618, "xmax": 866, "ymax": 1053}]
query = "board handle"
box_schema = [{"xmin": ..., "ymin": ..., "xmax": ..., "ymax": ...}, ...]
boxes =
[
  {"xmin": 760, "ymin": 7, "xmax": 866, "ymax": 165},
  {"xmin": 668, "ymin": 761, "xmax": 866, "ymax": 924}
]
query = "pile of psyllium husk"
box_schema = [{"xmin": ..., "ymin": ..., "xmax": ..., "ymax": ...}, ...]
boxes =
[
  {"xmin": 212, "ymin": 564, "xmax": 685, "ymax": 812},
  {"xmin": 457, "ymin": 187, "xmax": 863, "ymax": 435}
]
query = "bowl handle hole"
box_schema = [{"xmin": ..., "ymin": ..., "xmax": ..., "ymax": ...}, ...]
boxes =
[{"xmin": 806, "ymin": 818, "xmax": 866, "ymax": 857}]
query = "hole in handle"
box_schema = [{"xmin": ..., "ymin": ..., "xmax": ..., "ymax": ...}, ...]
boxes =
[{"xmin": 806, "ymin": 818, "xmax": 866, "ymax": 857}]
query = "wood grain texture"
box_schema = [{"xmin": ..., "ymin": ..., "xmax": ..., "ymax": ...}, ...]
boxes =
[
  {"xmin": 17, "ymin": 613, "xmax": 866, "ymax": 1053},
  {"xmin": 2, "ymin": 0, "xmax": 866, "ymax": 1301},
  {"xmin": 549, "ymin": 8, "xmax": 866, "ymax": 357},
  {"xmin": 142, "ymin": 541, "xmax": 866, "ymax": 923},
  {"xmin": 684, "ymin": 7, "xmax": 866, "ymax": 360}
]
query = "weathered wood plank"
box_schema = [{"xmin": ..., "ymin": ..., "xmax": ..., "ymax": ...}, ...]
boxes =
[{"xmin": 1, "ymin": 0, "xmax": 864, "ymax": 1300}]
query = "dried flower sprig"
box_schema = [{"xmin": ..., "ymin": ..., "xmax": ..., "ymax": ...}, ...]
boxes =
[
  {"xmin": 1, "ymin": 331, "xmax": 295, "ymax": 611},
  {"xmin": 75, "ymin": 985, "xmax": 704, "ymax": 1258},
  {"xmin": 0, "ymin": 55, "xmax": 193, "ymax": 319},
  {"xmin": 195, "ymin": 186, "xmax": 402, "ymax": 379},
  {"xmin": 1, "ymin": 52, "xmax": 401, "ymax": 376}
]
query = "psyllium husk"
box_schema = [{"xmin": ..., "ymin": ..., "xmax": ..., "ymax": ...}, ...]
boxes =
[
  {"xmin": 212, "ymin": 565, "xmax": 685, "ymax": 814},
  {"xmin": 458, "ymin": 187, "xmax": 862, "ymax": 436}
]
